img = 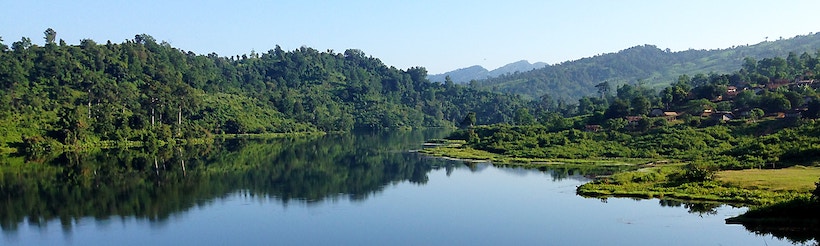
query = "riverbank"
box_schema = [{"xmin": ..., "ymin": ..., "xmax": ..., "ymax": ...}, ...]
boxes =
[
  {"xmin": 16, "ymin": 131, "xmax": 327, "ymax": 155},
  {"xmin": 418, "ymin": 140, "xmax": 652, "ymax": 167},
  {"xmin": 420, "ymin": 142, "xmax": 817, "ymax": 206}
]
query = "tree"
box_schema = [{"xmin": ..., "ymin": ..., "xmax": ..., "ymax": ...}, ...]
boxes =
[
  {"xmin": 603, "ymin": 118, "xmax": 627, "ymax": 131},
  {"xmin": 444, "ymin": 75, "xmax": 454, "ymax": 87},
  {"xmin": 806, "ymin": 97, "xmax": 820, "ymax": 118},
  {"xmin": 0, "ymin": 36, "xmax": 7, "ymax": 51},
  {"xmin": 748, "ymin": 108, "xmax": 764, "ymax": 122},
  {"xmin": 630, "ymin": 95, "xmax": 651, "ymax": 115},
  {"xmin": 595, "ymin": 81, "xmax": 610, "ymax": 99},
  {"xmin": 11, "ymin": 37, "xmax": 32, "ymax": 52},
  {"xmin": 683, "ymin": 161, "xmax": 717, "ymax": 182},
  {"xmin": 733, "ymin": 90, "xmax": 759, "ymax": 109},
  {"xmin": 577, "ymin": 97, "xmax": 596, "ymax": 115},
  {"xmin": 604, "ymin": 99, "xmax": 629, "ymax": 119},
  {"xmin": 813, "ymin": 178, "xmax": 820, "ymax": 201},
  {"xmin": 760, "ymin": 92, "xmax": 791, "ymax": 113},
  {"xmin": 514, "ymin": 108, "xmax": 535, "ymax": 125},
  {"xmin": 461, "ymin": 112, "xmax": 476, "ymax": 128},
  {"xmin": 44, "ymin": 28, "xmax": 57, "ymax": 44}
]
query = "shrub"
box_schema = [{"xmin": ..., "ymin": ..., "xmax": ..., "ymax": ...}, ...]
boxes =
[{"xmin": 682, "ymin": 161, "xmax": 717, "ymax": 182}]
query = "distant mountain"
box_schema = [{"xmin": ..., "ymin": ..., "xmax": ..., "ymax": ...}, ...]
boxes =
[
  {"xmin": 428, "ymin": 65, "xmax": 489, "ymax": 84},
  {"xmin": 428, "ymin": 60, "xmax": 547, "ymax": 83},
  {"xmin": 470, "ymin": 32, "xmax": 820, "ymax": 101}
]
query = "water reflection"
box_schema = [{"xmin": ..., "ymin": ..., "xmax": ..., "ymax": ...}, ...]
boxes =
[
  {"xmin": 0, "ymin": 129, "xmax": 455, "ymax": 232},
  {"xmin": 733, "ymin": 220, "xmax": 820, "ymax": 245},
  {"xmin": 0, "ymin": 129, "xmax": 816, "ymax": 244}
]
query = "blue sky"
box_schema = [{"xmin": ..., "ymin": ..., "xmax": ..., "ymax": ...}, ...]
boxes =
[{"xmin": 2, "ymin": 1, "xmax": 820, "ymax": 74}]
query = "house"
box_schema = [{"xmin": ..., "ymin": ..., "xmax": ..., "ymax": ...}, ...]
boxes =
[
  {"xmin": 766, "ymin": 79, "xmax": 791, "ymax": 90},
  {"xmin": 649, "ymin": 109, "xmax": 665, "ymax": 117},
  {"xmin": 585, "ymin": 124, "xmax": 602, "ymax": 132},
  {"xmin": 725, "ymin": 86, "xmax": 739, "ymax": 99},
  {"xmin": 625, "ymin": 116, "xmax": 643, "ymax": 126},
  {"xmin": 712, "ymin": 111, "xmax": 734, "ymax": 121},
  {"xmin": 795, "ymin": 79, "xmax": 816, "ymax": 87},
  {"xmin": 768, "ymin": 112, "xmax": 786, "ymax": 119},
  {"xmin": 699, "ymin": 109, "xmax": 714, "ymax": 117},
  {"xmin": 649, "ymin": 109, "xmax": 678, "ymax": 121},
  {"xmin": 785, "ymin": 109, "xmax": 804, "ymax": 118}
]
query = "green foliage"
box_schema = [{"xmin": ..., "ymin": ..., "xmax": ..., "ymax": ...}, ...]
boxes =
[
  {"xmin": 472, "ymin": 33, "xmax": 820, "ymax": 101},
  {"xmin": 447, "ymin": 117, "xmax": 820, "ymax": 171},
  {"xmin": 681, "ymin": 161, "xmax": 718, "ymax": 182},
  {"xmin": 0, "ymin": 31, "xmax": 529, "ymax": 151}
]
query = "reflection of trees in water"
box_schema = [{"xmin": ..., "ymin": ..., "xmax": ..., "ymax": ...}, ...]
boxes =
[
  {"xmin": 0, "ymin": 129, "xmax": 457, "ymax": 232},
  {"xmin": 736, "ymin": 221, "xmax": 819, "ymax": 245},
  {"xmin": 658, "ymin": 198, "xmax": 819, "ymax": 244},
  {"xmin": 726, "ymin": 197, "xmax": 820, "ymax": 245},
  {"xmin": 490, "ymin": 163, "xmax": 632, "ymax": 182},
  {"xmin": 657, "ymin": 199, "xmax": 720, "ymax": 216}
]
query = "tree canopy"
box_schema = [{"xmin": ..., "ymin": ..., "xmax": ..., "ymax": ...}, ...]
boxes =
[{"xmin": 0, "ymin": 30, "xmax": 529, "ymax": 151}]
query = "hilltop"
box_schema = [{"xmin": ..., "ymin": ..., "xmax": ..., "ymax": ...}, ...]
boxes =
[
  {"xmin": 427, "ymin": 60, "xmax": 547, "ymax": 84},
  {"xmin": 440, "ymin": 32, "xmax": 820, "ymax": 100}
]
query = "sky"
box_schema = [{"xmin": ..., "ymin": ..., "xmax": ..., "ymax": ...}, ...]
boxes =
[{"xmin": 2, "ymin": 1, "xmax": 820, "ymax": 74}]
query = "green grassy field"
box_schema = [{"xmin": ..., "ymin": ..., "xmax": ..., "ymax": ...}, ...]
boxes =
[{"xmin": 717, "ymin": 166, "xmax": 820, "ymax": 192}]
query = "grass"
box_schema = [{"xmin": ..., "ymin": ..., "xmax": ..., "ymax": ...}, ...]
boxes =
[
  {"xmin": 419, "ymin": 144, "xmax": 655, "ymax": 166},
  {"xmin": 717, "ymin": 166, "xmax": 820, "ymax": 192},
  {"xmin": 421, "ymin": 141, "xmax": 819, "ymax": 206}
]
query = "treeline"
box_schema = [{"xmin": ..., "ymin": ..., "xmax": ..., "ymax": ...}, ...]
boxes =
[
  {"xmin": 524, "ymin": 50, "xmax": 820, "ymax": 128},
  {"xmin": 450, "ymin": 51, "xmax": 820, "ymax": 170},
  {"xmin": 473, "ymin": 32, "xmax": 820, "ymax": 101},
  {"xmin": 0, "ymin": 30, "xmax": 527, "ymax": 151}
]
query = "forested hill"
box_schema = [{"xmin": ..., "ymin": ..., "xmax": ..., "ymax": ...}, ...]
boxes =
[
  {"xmin": 0, "ymin": 31, "xmax": 527, "ymax": 151},
  {"xmin": 473, "ymin": 32, "xmax": 820, "ymax": 101}
]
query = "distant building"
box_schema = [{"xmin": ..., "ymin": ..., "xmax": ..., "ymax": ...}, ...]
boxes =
[
  {"xmin": 725, "ymin": 86, "xmax": 739, "ymax": 99},
  {"xmin": 585, "ymin": 124, "xmax": 602, "ymax": 132},
  {"xmin": 649, "ymin": 109, "xmax": 678, "ymax": 121},
  {"xmin": 625, "ymin": 116, "xmax": 643, "ymax": 126},
  {"xmin": 712, "ymin": 111, "xmax": 734, "ymax": 121}
]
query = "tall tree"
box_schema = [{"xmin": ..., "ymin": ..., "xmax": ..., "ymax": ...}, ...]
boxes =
[
  {"xmin": 595, "ymin": 81, "xmax": 610, "ymax": 99},
  {"xmin": 461, "ymin": 112, "xmax": 476, "ymax": 128},
  {"xmin": 44, "ymin": 28, "xmax": 57, "ymax": 44}
]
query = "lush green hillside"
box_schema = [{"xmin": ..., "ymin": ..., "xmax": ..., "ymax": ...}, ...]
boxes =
[
  {"xmin": 0, "ymin": 30, "xmax": 528, "ymax": 152},
  {"xmin": 475, "ymin": 32, "xmax": 820, "ymax": 100}
]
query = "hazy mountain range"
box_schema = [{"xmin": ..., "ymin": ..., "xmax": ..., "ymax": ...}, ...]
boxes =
[{"xmin": 427, "ymin": 60, "xmax": 548, "ymax": 83}]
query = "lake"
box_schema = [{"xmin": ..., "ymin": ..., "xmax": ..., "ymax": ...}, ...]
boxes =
[{"xmin": 0, "ymin": 130, "xmax": 810, "ymax": 245}]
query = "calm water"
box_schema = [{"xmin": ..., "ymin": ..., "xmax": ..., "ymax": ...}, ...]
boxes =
[{"xmin": 0, "ymin": 130, "xmax": 811, "ymax": 245}]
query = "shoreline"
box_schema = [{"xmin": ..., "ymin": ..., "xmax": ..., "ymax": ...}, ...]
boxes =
[
  {"xmin": 14, "ymin": 131, "xmax": 327, "ymax": 155},
  {"xmin": 419, "ymin": 144, "xmax": 810, "ymax": 206}
]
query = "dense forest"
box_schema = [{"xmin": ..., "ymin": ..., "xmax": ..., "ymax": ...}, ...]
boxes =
[
  {"xmin": 467, "ymin": 33, "xmax": 820, "ymax": 101},
  {"xmin": 449, "ymin": 50, "xmax": 820, "ymax": 170},
  {"xmin": 0, "ymin": 29, "xmax": 528, "ymax": 152}
]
